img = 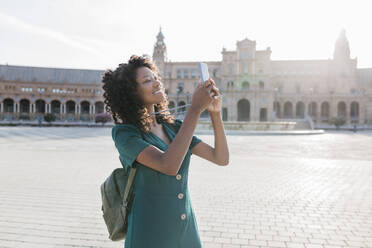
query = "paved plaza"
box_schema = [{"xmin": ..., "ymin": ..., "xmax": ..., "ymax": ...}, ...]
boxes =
[{"xmin": 0, "ymin": 127, "xmax": 371, "ymax": 248}]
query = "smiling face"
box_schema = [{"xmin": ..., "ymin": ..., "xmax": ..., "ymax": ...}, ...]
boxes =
[{"xmin": 136, "ymin": 66, "xmax": 166, "ymax": 106}]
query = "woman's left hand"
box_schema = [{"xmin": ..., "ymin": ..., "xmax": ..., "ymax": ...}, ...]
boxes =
[{"xmin": 207, "ymin": 79, "xmax": 222, "ymax": 113}]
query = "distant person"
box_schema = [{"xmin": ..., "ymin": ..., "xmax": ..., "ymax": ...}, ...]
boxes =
[{"xmin": 102, "ymin": 55, "xmax": 229, "ymax": 248}]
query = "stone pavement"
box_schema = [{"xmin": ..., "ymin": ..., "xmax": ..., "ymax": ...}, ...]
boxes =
[{"xmin": 0, "ymin": 127, "xmax": 371, "ymax": 248}]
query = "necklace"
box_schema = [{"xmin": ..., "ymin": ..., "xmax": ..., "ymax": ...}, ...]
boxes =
[{"xmin": 141, "ymin": 94, "xmax": 222, "ymax": 119}]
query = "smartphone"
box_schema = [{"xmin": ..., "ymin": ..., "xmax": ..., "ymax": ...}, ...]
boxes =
[{"xmin": 198, "ymin": 62, "xmax": 210, "ymax": 83}]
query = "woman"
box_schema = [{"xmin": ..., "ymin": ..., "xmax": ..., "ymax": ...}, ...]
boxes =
[{"xmin": 102, "ymin": 55, "xmax": 229, "ymax": 248}]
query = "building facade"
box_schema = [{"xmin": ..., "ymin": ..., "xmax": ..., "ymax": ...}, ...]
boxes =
[
  {"xmin": 1, "ymin": 29, "xmax": 372, "ymax": 125},
  {"xmin": 0, "ymin": 66, "xmax": 105, "ymax": 122},
  {"xmin": 154, "ymin": 29, "xmax": 372, "ymax": 125}
]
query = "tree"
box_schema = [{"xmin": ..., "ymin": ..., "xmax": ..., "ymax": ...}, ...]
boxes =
[
  {"xmin": 328, "ymin": 117, "xmax": 345, "ymax": 130},
  {"xmin": 44, "ymin": 113, "xmax": 56, "ymax": 123},
  {"xmin": 95, "ymin": 113, "xmax": 112, "ymax": 125}
]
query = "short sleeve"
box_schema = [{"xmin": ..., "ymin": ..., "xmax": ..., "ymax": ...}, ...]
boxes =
[
  {"xmin": 112, "ymin": 124, "xmax": 150, "ymax": 170},
  {"xmin": 171, "ymin": 118, "xmax": 202, "ymax": 150}
]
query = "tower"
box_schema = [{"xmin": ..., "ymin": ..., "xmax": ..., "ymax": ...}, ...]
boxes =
[
  {"xmin": 152, "ymin": 27, "xmax": 167, "ymax": 76},
  {"xmin": 333, "ymin": 29, "xmax": 351, "ymax": 61},
  {"xmin": 331, "ymin": 29, "xmax": 357, "ymax": 94}
]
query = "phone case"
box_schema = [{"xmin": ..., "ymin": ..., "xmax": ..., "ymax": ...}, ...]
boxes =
[{"xmin": 198, "ymin": 62, "xmax": 210, "ymax": 83}]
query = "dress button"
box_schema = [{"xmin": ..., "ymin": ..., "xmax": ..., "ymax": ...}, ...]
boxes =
[
  {"xmin": 176, "ymin": 174, "xmax": 182, "ymax": 180},
  {"xmin": 178, "ymin": 193, "xmax": 184, "ymax": 199},
  {"xmin": 180, "ymin": 214, "xmax": 186, "ymax": 220}
]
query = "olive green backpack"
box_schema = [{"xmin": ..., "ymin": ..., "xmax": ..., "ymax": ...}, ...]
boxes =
[
  {"xmin": 100, "ymin": 131, "xmax": 145, "ymax": 241},
  {"xmin": 100, "ymin": 165, "xmax": 136, "ymax": 241}
]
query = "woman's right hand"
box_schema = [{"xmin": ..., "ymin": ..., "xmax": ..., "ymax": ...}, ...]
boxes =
[{"xmin": 190, "ymin": 79, "xmax": 214, "ymax": 113}]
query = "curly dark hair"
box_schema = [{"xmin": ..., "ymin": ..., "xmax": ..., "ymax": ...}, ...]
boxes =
[{"xmin": 102, "ymin": 55, "xmax": 175, "ymax": 133}]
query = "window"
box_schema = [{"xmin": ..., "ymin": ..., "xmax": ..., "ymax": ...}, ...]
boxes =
[
  {"xmin": 259, "ymin": 81, "xmax": 264, "ymax": 89},
  {"xmin": 177, "ymin": 69, "xmax": 182, "ymax": 79},
  {"xmin": 82, "ymin": 88, "xmax": 93, "ymax": 93},
  {"xmin": 52, "ymin": 88, "xmax": 67, "ymax": 94},
  {"xmin": 67, "ymin": 88, "xmax": 77, "ymax": 94},
  {"xmin": 37, "ymin": 88, "xmax": 46, "ymax": 93},
  {"xmin": 21, "ymin": 87, "xmax": 33, "ymax": 92},
  {"xmin": 213, "ymin": 69, "xmax": 218, "ymax": 77},
  {"xmin": 191, "ymin": 69, "xmax": 196, "ymax": 79},
  {"xmin": 240, "ymin": 50, "xmax": 251, "ymax": 59},
  {"xmin": 229, "ymin": 64, "xmax": 233, "ymax": 76},
  {"xmin": 5, "ymin": 85, "xmax": 16, "ymax": 91},
  {"xmin": 177, "ymin": 82, "xmax": 184, "ymax": 93},
  {"xmin": 244, "ymin": 63, "xmax": 249, "ymax": 74},
  {"xmin": 184, "ymin": 69, "xmax": 189, "ymax": 79},
  {"xmin": 229, "ymin": 81, "xmax": 235, "ymax": 87},
  {"xmin": 240, "ymin": 51, "xmax": 247, "ymax": 59}
]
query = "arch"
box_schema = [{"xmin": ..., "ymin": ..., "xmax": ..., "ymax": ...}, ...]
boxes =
[
  {"xmin": 95, "ymin": 101, "xmax": 104, "ymax": 114},
  {"xmin": 241, "ymin": 81, "xmax": 250, "ymax": 89},
  {"xmin": 283, "ymin": 101, "xmax": 293, "ymax": 118},
  {"xmin": 168, "ymin": 101, "xmax": 175, "ymax": 109},
  {"xmin": 35, "ymin": 99, "xmax": 46, "ymax": 113},
  {"xmin": 18, "ymin": 99, "xmax": 30, "ymax": 120},
  {"xmin": 337, "ymin": 101, "xmax": 347, "ymax": 120},
  {"xmin": 237, "ymin": 99, "xmax": 250, "ymax": 121},
  {"xmin": 80, "ymin": 101, "xmax": 90, "ymax": 114},
  {"xmin": 66, "ymin": 100, "xmax": 76, "ymax": 114},
  {"xmin": 177, "ymin": 101, "xmax": 186, "ymax": 113},
  {"xmin": 168, "ymin": 101, "xmax": 175, "ymax": 114},
  {"xmin": 3, "ymin": 98, "xmax": 14, "ymax": 113},
  {"xmin": 19, "ymin": 99, "xmax": 30, "ymax": 113},
  {"xmin": 260, "ymin": 108, "xmax": 267, "ymax": 121},
  {"xmin": 296, "ymin": 101, "xmax": 305, "ymax": 118},
  {"xmin": 350, "ymin": 101, "xmax": 359, "ymax": 123},
  {"xmin": 200, "ymin": 109, "xmax": 209, "ymax": 118},
  {"xmin": 51, "ymin": 100, "xmax": 61, "ymax": 114},
  {"xmin": 321, "ymin": 102, "xmax": 330, "ymax": 122}
]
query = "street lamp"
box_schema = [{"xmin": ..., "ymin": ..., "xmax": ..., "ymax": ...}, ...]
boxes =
[
  {"xmin": 176, "ymin": 86, "xmax": 183, "ymax": 117},
  {"xmin": 351, "ymin": 89, "xmax": 364, "ymax": 125},
  {"xmin": 309, "ymin": 88, "xmax": 314, "ymax": 120},
  {"xmin": 274, "ymin": 87, "xmax": 278, "ymax": 119}
]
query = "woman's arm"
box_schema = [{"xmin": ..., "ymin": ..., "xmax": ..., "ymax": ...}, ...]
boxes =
[
  {"xmin": 190, "ymin": 111, "xmax": 229, "ymax": 166},
  {"xmin": 136, "ymin": 83, "xmax": 213, "ymax": 176},
  {"xmin": 190, "ymin": 80, "xmax": 229, "ymax": 166}
]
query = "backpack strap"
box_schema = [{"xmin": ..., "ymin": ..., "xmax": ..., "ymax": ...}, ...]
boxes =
[
  {"xmin": 121, "ymin": 128, "xmax": 145, "ymax": 208},
  {"xmin": 123, "ymin": 167, "xmax": 136, "ymax": 208}
]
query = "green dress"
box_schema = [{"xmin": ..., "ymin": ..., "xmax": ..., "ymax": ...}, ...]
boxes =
[{"xmin": 112, "ymin": 118, "xmax": 203, "ymax": 248}]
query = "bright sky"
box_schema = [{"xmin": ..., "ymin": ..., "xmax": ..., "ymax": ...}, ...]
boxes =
[{"xmin": 0, "ymin": 0, "xmax": 371, "ymax": 70}]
